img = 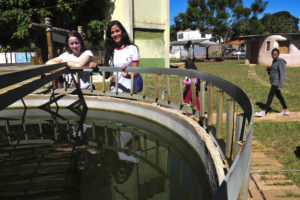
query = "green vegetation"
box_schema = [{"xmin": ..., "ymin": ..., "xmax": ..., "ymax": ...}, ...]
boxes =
[
  {"xmin": 0, "ymin": 1, "xmax": 112, "ymax": 51},
  {"xmin": 139, "ymin": 58, "xmax": 165, "ymax": 68}
]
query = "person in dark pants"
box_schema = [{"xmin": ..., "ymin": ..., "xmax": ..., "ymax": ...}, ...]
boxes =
[{"xmin": 256, "ymin": 48, "xmax": 290, "ymax": 117}]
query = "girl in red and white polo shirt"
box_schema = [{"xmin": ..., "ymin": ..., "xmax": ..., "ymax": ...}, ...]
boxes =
[{"xmin": 104, "ymin": 20, "xmax": 139, "ymax": 92}]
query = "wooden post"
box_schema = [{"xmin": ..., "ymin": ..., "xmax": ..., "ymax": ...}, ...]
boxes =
[
  {"xmin": 155, "ymin": 74, "xmax": 159, "ymax": 101},
  {"xmin": 45, "ymin": 18, "xmax": 56, "ymax": 89},
  {"xmin": 130, "ymin": 72, "xmax": 134, "ymax": 95},
  {"xmin": 166, "ymin": 75, "xmax": 171, "ymax": 102},
  {"xmin": 191, "ymin": 78, "xmax": 196, "ymax": 110},
  {"xmin": 77, "ymin": 26, "xmax": 84, "ymax": 39},
  {"xmin": 207, "ymin": 83, "xmax": 213, "ymax": 126},
  {"xmin": 200, "ymin": 81, "xmax": 205, "ymax": 117},
  {"xmin": 216, "ymin": 91, "xmax": 224, "ymax": 139},
  {"xmin": 45, "ymin": 18, "xmax": 53, "ymax": 60},
  {"xmin": 102, "ymin": 70, "xmax": 106, "ymax": 93},
  {"xmin": 77, "ymin": 26, "xmax": 83, "ymax": 34},
  {"xmin": 142, "ymin": 73, "xmax": 146, "ymax": 98},
  {"xmin": 179, "ymin": 76, "xmax": 184, "ymax": 106},
  {"xmin": 225, "ymin": 99, "xmax": 235, "ymax": 160}
]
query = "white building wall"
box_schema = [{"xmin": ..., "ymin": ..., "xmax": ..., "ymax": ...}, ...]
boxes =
[
  {"xmin": 258, "ymin": 35, "xmax": 300, "ymax": 67},
  {"xmin": 177, "ymin": 30, "xmax": 212, "ymax": 41}
]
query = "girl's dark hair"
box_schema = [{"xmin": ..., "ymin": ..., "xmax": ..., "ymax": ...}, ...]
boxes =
[
  {"xmin": 104, "ymin": 20, "xmax": 133, "ymax": 66},
  {"xmin": 271, "ymin": 48, "xmax": 280, "ymax": 55},
  {"xmin": 65, "ymin": 30, "xmax": 86, "ymax": 54},
  {"xmin": 185, "ymin": 58, "xmax": 197, "ymax": 70}
]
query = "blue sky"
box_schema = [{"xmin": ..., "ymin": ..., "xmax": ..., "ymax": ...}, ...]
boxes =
[{"xmin": 170, "ymin": 0, "xmax": 300, "ymax": 27}]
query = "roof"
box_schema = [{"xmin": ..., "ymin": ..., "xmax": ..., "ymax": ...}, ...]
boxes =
[
  {"xmin": 170, "ymin": 39, "xmax": 219, "ymax": 46},
  {"xmin": 239, "ymin": 33, "xmax": 300, "ymax": 39},
  {"xmin": 177, "ymin": 28, "xmax": 201, "ymax": 32},
  {"xmin": 227, "ymin": 40, "xmax": 245, "ymax": 45}
]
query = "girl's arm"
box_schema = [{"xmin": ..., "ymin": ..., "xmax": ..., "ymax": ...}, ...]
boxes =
[
  {"xmin": 45, "ymin": 57, "xmax": 63, "ymax": 65},
  {"xmin": 66, "ymin": 55, "xmax": 92, "ymax": 68},
  {"xmin": 132, "ymin": 61, "xmax": 139, "ymax": 77},
  {"xmin": 121, "ymin": 62, "xmax": 139, "ymax": 78}
]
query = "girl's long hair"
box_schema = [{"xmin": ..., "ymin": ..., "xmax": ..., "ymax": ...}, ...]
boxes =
[
  {"xmin": 65, "ymin": 30, "xmax": 86, "ymax": 54},
  {"xmin": 104, "ymin": 20, "xmax": 133, "ymax": 66}
]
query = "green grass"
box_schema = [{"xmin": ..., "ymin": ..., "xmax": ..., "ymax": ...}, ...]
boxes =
[
  {"xmin": 254, "ymin": 121, "xmax": 300, "ymax": 187},
  {"xmin": 197, "ymin": 60, "xmax": 300, "ymax": 112},
  {"xmin": 139, "ymin": 58, "xmax": 165, "ymax": 68}
]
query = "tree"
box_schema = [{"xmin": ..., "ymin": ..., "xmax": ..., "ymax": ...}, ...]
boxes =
[
  {"xmin": 172, "ymin": 0, "xmax": 269, "ymax": 42},
  {"xmin": 232, "ymin": 0, "xmax": 268, "ymax": 39},
  {"xmin": 170, "ymin": 25, "xmax": 177, "ymax": 41},
  {"xmin": 173, "ymin": 0, "xmax": 253, "ymax": 43},
  {"xmin": 251, "ymin": 0, "xmax": 268, "ymax": 18},
  {"xmin": 261, "ymin": 11, "xmax": 299, "ymax": 34},
  {"xmin": 0, "ymin": 0, "xmax": 114, "ymax": 51}
]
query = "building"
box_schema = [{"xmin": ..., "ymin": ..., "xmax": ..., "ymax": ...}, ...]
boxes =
[
  {"xmin": 110, "ymin": 0, "xmax": 169, "ymax": 68},
  {"xmin": 177, "ymin": 29, "xmax": 212, "ymax": 41},
  {"xmin": 169, "ymin": 29, "xmax": 224, "ymax": 61},
  {"xmin": 240, "ymin": 33, "xmax": 300, "ymax": 67},
  {"xmin": 227, "ymin": 40, "xmax": 245, "ymax": 51},
  {"xmin": 170, "ymin": 40, "xmax": 219, "ymax": 60}
]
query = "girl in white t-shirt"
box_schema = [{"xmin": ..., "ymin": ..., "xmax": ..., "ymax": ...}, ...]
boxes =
[
  {"xmin": 46, "ymin": 30, "xmax": 96, "ymax": 89},
  {"xmin": 104, "ymin": 20, "xmax": 140, "ymax": 93}
]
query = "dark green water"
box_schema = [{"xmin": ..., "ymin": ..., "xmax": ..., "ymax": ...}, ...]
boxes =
[{"xmin": 0, "ymin": 108, "xmax": 213, "ymax": 200}]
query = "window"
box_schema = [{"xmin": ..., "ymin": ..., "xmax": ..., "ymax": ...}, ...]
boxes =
[
  {"xmin": 266, "ymin": 41, "xmax": 270, "ymax": 51},
  {"xmin": 178, "ymin": 33, "xmax": 183, "ymax": 39},
  {"xmin": 201, "ymin": 32, "xmax": 206, "ymax": 38},
  {"xmin": 278, "ymin": 41, "xmax": 290, "ymax": 54}
]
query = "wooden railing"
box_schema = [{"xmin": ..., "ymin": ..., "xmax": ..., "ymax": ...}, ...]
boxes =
[{"xmin": 0, "ymin": 64, "xmax": 254, "ymax": 200}]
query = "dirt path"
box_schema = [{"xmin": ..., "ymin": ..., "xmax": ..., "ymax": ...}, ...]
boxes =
[
  {"xmin": 247, "ymin": 64, "xmax": 270, "ymax": 87},
  {"xmin": 254, "ymin": 112, "xmax": 300, "ymax": 122},
  {"xmin": 249, "ymin": 140, "xmax": 300, "ymax": 200}
]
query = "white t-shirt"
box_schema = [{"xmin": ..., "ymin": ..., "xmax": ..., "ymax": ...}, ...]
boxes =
[
  {"xmin": 116, "ymin": 131, "xmax": 140, "ymax": 163},
  {"xmin": 59, "ymin": 50, "xmax": 94, "ymax": 89},
  {"xmin": 110, "ymin": 45, "xmax": 139, "ymax": 92}
]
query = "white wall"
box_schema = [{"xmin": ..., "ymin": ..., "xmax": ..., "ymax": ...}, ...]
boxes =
[
  {"xmin": 0, "ymin": 52, "xmax": 15, "ymax": 64},
  {"xmin": 258, "ymin": 35, "xmax": 300, "ymax": 67},
  {"xmin": 177, "ymin": 30, "xmax": 212, "ymax": 41}
]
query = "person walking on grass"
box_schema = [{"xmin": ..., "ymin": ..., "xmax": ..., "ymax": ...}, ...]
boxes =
[{"xmin": 256, "ymin": 48, "xmax": 290, "ymax": 117}]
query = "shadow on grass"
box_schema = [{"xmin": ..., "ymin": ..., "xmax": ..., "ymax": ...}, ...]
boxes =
[
  {"xmin": 294, "ymin": 146, "xmax": 300, "ymax": 159},
  {"xmin": 255, "ymin": 102, "xmax": 280, "ymax": 113}
]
